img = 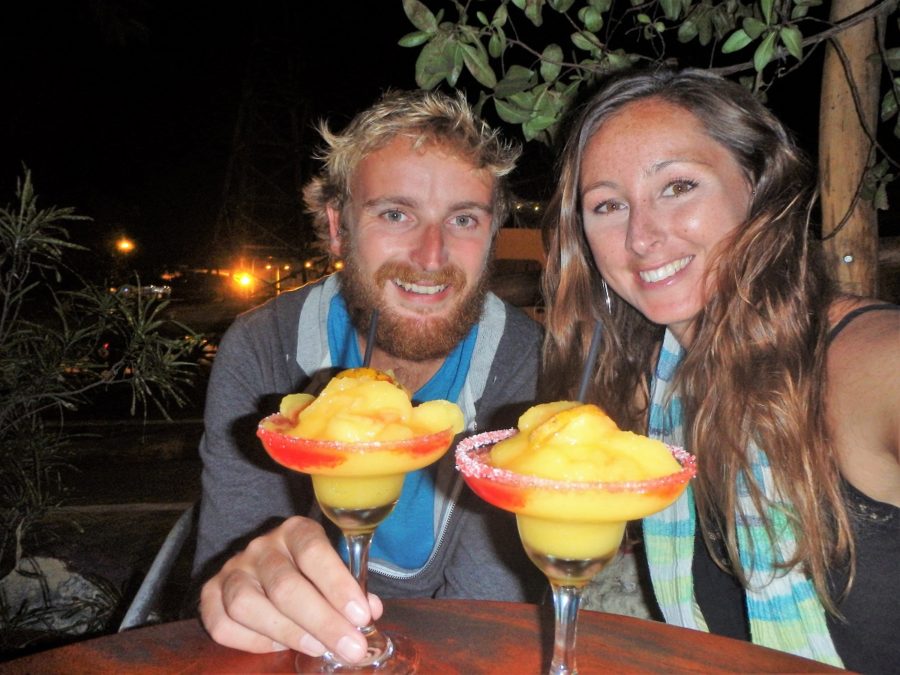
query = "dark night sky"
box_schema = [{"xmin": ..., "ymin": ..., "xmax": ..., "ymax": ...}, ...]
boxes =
[
  {"xmin": 2, "ymin": 1, "xmax": 419, "ymax": 271},
  {"xmin": 3, "ymin": 2, "xmax": 894, "ymax": 277}
]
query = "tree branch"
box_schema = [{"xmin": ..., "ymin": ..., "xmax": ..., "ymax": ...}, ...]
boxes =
[{"xmin": 712, "ymin": 0, "xmax": 896, "ymax": 77}]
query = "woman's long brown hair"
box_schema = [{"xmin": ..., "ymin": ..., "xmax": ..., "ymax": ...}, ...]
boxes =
[{"xmin": 541, "ymin": 68, "xmax": 852, "ymax": 612}]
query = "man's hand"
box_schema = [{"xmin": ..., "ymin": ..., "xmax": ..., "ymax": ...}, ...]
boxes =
[{"xmin": 200, "ymin": 516, "xmax": 383, "ymax": 662}]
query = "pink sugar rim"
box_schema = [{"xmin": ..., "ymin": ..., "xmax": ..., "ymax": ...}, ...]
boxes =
[
  {"xmin": 454, "ymin": 429, "xmax": 697, "ymax": 493},
  {"xmin": 258, "ymin": 413, "xmax": 453, "ymax": 453}
]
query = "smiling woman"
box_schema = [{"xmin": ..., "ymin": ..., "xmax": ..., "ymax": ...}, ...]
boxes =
[
  {"xmin": 579, "ymin": 97, "xmax": 753, "ymax": 344},
  {"xmin": 540, "ymin": 67, "xmax": 900, "ymax": 673}
]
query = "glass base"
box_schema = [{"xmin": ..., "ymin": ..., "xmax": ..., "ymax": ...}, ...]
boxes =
[{"xmin": 293, "ymin": 632, "xmax": 418, "ymax": 674}]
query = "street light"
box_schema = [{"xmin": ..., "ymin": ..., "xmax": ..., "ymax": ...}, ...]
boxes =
[{"xmin": 116, "ymin": 237, "xmax": 136, "ymax": 254}]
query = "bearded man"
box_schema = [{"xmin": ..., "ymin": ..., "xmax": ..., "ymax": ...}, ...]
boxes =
[{"xmin": 195, "ymin": 90, "xmax": 543, "ymax": 661}]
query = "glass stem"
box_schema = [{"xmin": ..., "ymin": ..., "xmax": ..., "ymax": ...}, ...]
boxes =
[
  {"xmin": 323, "ymin": 530, "xmax": 395, "ymax": 670},
  {"xmin": 549, "ymin": 581, "xmax": 582, "ymax": 675},
  {"xmin": 345, "ymin": 531, "xmax": 373, "ymax": 594}
]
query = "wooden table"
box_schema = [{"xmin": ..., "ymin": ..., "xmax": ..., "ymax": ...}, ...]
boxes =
[{"xmin": 4, "ymin": 599, "xmax": 843, "ymax": 673}]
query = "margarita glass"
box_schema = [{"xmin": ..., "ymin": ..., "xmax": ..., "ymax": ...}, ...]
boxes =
[
  {"xmin": 258, "ymin": 414, "xmax": 455, "ymax": 674},
  {"xmin": 456, "ymin": 428, "xmax": 695, "ymax": 675}
]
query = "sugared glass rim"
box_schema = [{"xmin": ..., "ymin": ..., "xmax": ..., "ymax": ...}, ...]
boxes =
[
  {"xmin": 257, "ymin": 413, "xmax": 454, "ymax": 453},
  {"xmin": 455, "ymin": 428, "xmax": 697, "ymax": 493}
]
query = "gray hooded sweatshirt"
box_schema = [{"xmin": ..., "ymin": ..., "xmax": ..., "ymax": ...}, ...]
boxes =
[{"xmin": 193, "ymin": 275, "xmax": 544, "ymax": 603}]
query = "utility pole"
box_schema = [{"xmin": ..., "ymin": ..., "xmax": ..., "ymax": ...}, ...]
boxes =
[{"xmin": 214, "ymin": 3, "xmax": 316, "ymax": 262}]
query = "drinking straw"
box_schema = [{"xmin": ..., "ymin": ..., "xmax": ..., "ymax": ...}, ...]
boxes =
[
  {"xmin": 362, "ymin": 309, "xmax": 379, "ymax": 367},
  {"xmin": 576, "ymin": 319, "xmax": 603, "ymax": 402}
]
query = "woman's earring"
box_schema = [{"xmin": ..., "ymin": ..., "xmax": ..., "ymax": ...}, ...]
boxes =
[{"xmin": 601, "ymin": 279, "xmax": 613, "ymax": 314}]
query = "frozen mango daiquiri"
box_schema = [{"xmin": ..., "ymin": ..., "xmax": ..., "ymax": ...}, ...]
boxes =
[
  {"xmin": 456, "ymin": 403, "xmax": 695, "ymax": 675},
  {"xmin": 456, "ymin": 401, "xmax": 695, "ymax": 584},
  {"xmin": 258, "ymin": 369, "xmax": 463, "ymax": 671},
  {"xmin": 257, "ymin": 367, "xmax": 464, "ymax": 532}
]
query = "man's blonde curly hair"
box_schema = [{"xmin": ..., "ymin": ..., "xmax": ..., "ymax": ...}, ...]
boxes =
[{"xmin": 302, "ymin": 89, "xmax": 521, "ymax": 251}]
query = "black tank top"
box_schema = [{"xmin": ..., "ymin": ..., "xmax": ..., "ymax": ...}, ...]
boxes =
[{"xmin": 692, "ymin": 302, "xmax": 900, "ymax": 672}]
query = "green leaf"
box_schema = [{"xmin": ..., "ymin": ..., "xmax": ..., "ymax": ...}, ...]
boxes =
[
  {"xmin": 571, "ymin": 29, "xmax": 601, "ymax": 53},
  {"xmin": 677, "ymin": 19, "xmax": 698, "ymax": 43},
  {"xmin": 603, "ymin": 50, "xmax": 634, "ymax": 71},
  {"xmin": 540, "ymin": 44, "xmax": 563, "ymax": 82},
  {"xmin": 402, "ymin": 0, "xmax": 438, "ymax": 33},
  {"xmin": 448, "ymin": 42, "xmax": 464, "ymax": 87},
  {"xmin": 722, "ymin": 29, "xmax": 753, "ymax": 54},
  {"xmin": 698, "ymin": 13, "xmax": 713, "ymax": 45},
  {"xmin": 587, "ymin": 0, "xmax": 612, "ymax": 12},
  {"xmin": 659, "ymin": 0, "xmax": 682, "ymax": 20},
  {"xmin": 461, "ymin": 43, "xmax": 498, "ymax": 88},
  {"xmin": 885, "ymin": 47, "xmax": 900, "ymax": 72},
  {"xmin": 523, "ymin": 114, "xmax": 558, "ymax": 139},
  {"xmin": 578, "ymin": 6, "xmax": 604, "ymax": 32},
  {"xmin": 637, "ymin": 13, "xmax": 651, "ymax": 24},
  {"xmin": 780, "ymin": 25, "xmax": 803, "ymax": 61},
  {"xmin": 495, "ymin": 65, "xmax": 537, "ymax": 97},
  {"xmin": 474, "ymin": 91, "xmax": 488, "ymax": 117},
  {"xmin": 398, "ymin": 31, "xmax": 430, "ymax": 48},
  {"xmin": 753, "ymin": 31, "xmax": 778, "ymax": 72},
  {"xmin": 874, "ymin": 183, "xmax": 889, "ymax": 211},
  {"xmin": 738, "ymin": 75, "xmax": 757, "ymax": 92},
  {"xmin": 458, "ymin": 24, "xmax": 480, "ymax": 43},
  {"xmin": 742, "ymin": 17, "xmax": 766, "ymax": 40},
  {"xmin": 414, "ymin": 36, "xmax": 452, "ymax": 89},
  {"xmin": 509, "ymin": 88, "xmax": 539, "ymax": 109},
  {"xmin": 549, "ymin": 0, "xmax": 576, "ymax": 11},
  {"xmin": 492, "ymin": 4, "xmax": 509, "ymax": 27},
  {"xmin": 494, "ymin": 97, "xmax": 533, "ymax": 124},
  {"xmin": 881, "ymin": 85, "xmax": 898, "ymax": 121},
  {"xmin": 488, "ymin": 30, "xmax": 507, "ymax": 58},
  {"xmin": 522, "ymin": 0, "xmax": 545, "ymax": 27},
  {"xmin": 709, "ymin": 4, "xmax": 740, "ymax": 39},
  {"xmin": 760, "ymin": 0, "xmax": 774, "ymax": 25},
  {"xmin": 476, "ymin": 11, "xmax": 489, "ymax": 26}
]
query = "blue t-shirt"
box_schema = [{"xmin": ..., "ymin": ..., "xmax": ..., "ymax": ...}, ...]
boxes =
[{"xmin": 327, "ymin": 294, "xmax": 476, "ymax": 568}]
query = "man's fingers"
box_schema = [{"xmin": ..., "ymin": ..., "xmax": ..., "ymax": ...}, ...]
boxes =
[
  {"xmin": 283, "ymin": 522, "xmax": 372, "ymax": 628},
  {"xmin": 201, "ymin": 570, "xmax": 303, "ymax": 654},
  {"xmin": 199, "ymin": 517, "xmax": 375, "ymax": 664}
]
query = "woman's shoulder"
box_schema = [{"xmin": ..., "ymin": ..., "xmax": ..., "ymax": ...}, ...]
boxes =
[
  {"xmin": 826, "ymin": 296, "xmax": 900, "ymax": 506},
  {"xmin": 825, "ymin": 295, "xmax": 899, "ymax": 396},
  {"xmin": 827, "ymin": 296, "xmax": 900, "ymax": 349}
]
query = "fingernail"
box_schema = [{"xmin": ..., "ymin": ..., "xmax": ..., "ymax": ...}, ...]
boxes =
[
  {"xmin": 337, "ymin": 635, "xmax": 366, "ymax": 663},
  {"xmin": 299, "ymin": 633, "xmax": 326, "ymax": 656},
  {"xmin": 344, "ymin": 600, "xmax": 367, "ymax": 626},
  {"xmin": 272, "ymin": 641, "xmax": 289, "ymax": 652}
]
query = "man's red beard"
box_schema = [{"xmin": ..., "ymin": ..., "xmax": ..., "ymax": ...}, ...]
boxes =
[{"xmin": 338, "ymin": 249, "xmax": 492, "ymax": 362}]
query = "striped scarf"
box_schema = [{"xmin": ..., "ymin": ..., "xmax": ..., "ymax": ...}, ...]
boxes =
[{"xmin": 642, "ymin": 329, "xmax": 842, "ymax": 667}]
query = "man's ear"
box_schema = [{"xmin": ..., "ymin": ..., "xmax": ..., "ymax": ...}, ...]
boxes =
[{"xmin": 326, "ymin": 204, "xmax": 342, "ymax": 257}]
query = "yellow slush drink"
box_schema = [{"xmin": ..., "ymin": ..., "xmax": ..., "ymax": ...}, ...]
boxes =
[
  {"xmin": 457, "ymin": 402, "xmax": 694, "ymax": 582},
  {"xmin": 258, "ymin": 368, "xmax": 463, "ymax": 517}
]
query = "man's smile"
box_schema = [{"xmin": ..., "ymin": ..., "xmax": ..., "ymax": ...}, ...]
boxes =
[{"xmin": 392, "ymin": 278, "xmax": 451, "ymax": 295}]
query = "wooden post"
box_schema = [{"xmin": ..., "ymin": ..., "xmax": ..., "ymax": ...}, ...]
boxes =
[{"xmin": 818, "ymin": 0, "xmax": 881, "ymax": 296}]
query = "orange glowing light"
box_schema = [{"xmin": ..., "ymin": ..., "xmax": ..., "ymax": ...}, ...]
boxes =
[
  {"xmin": 333, "ymin": 260, "xmax": 344, "ymax": 271},
  {"xmin": 235, "ymin": 272, "xmax": 254, "ymax": 288},
  {"xmin": 116, "ymin": 237, "xmax": 136, "ymax": 254}
]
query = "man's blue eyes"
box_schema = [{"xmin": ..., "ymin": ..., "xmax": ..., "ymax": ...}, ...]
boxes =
[{"xmin": 380, "ymin": 212, "xmax": 477, "ymax": 227}]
